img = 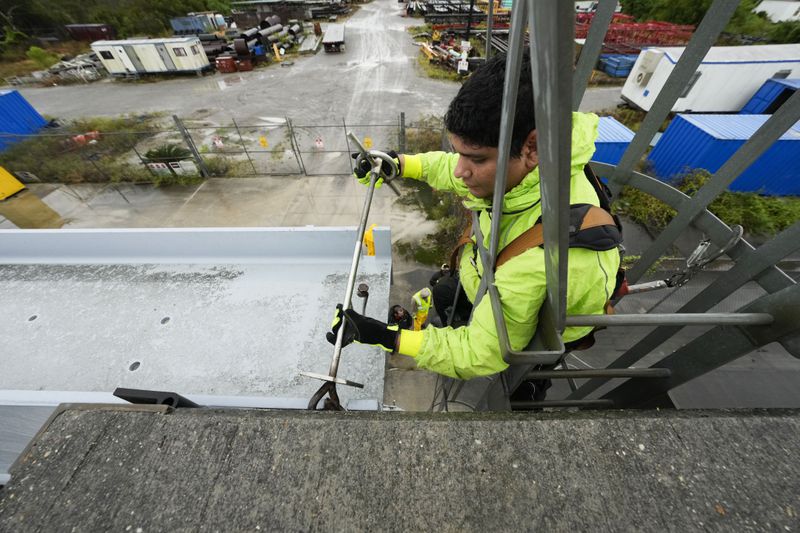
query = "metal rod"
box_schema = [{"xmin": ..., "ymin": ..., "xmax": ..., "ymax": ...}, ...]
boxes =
[
  {"xmin": 484, "ymin": 0, "xmax": 494, "ymax": 59},
  {"xmin": 529, "ymin": 0, "xmax": 574, "ymax": 330},
  {"xmin": 565, "ymin": 313, "xmax": 774, "ymax": 327},
  {"xmin": 573, "ymin": 0, "xmax": 617, "ymax": 109},
  {"xmin": 568, "ymin": 221, "xmax": 800, "ymax": 402},
  {"xmin": 590, "ymin": 162, "xmax": 796, "ymax": 294},
  {"xmin": 357, "ymin": 283, "xmax": 369, "ymax": 314},
  {"xmin": 511, "ymin": 399, "xmax": 614, "ymax": 409},
  {"xmin": 487, "ymin": 0, "xmax": 526, "ymax": 261},
  {"xmin": 561, "ymin": 359, "xmax": 578, "ymax": 392},
  {"xmin": 232, "ymin": 117, "xmax": 258, "ymax": 175},
  {"xmin": 327, "ymin": 165, "xmax": 380, "ymax": 378},
  {"xmin": 525, "ymin": 368, "xmax": 671, "ymax": 379},
  {"xmin": 628, "ymin": 89, "xmax": 800, "ymax": 284},
  {"xmin": 610, "ymin": 0, "xmax": 737, "ymax": 191}
]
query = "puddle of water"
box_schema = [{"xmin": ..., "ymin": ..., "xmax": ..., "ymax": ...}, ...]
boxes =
[{"xmin": 216, "ymin": 75, "xmax": 246, "ymax": 90}]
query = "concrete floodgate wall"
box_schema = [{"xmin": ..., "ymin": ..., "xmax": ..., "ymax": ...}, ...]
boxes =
[{"xmin": 0, "ymin": 226, "xmax": 392, "ymax": 481}]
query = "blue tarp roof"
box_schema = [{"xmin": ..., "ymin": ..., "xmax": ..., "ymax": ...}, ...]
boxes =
[
  {"xmin": 680, "ymin": 114, "xmax": 800, "ymax": 140},
  {"xmin": 597, "ymin": 116, "xmax": 635, "ymax": 143}
]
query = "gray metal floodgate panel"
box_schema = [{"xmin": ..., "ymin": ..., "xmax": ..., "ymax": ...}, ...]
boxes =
[{"xmin": 0, "ymin": 227, "xmax": 392, "ymax": 405}]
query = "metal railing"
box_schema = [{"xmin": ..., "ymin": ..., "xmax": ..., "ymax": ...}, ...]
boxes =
[{"xmin": 436, "ymin": 0, "xmax": 800, "ymax": 411}]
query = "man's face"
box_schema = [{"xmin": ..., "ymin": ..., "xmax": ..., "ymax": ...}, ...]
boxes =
[{"xmin": 449, "ymin": 133, "xmax": 538, "ymax": 199}]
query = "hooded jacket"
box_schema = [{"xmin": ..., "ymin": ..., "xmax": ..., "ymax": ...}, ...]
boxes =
[{"xmin": 395, "ymin": 112, "xmax": 621, "ymax": 380}]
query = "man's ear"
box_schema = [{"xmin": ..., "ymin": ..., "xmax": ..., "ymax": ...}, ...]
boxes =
[{"xmin": 522, "ymin": 130, "xmax": 538, "ymax": 169}]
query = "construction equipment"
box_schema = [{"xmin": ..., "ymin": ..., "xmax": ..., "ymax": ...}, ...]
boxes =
[{"xmin": 301, "ymin": 134, "xmax": 399, "ymax": 410}]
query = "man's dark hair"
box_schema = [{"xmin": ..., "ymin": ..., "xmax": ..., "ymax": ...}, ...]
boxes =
[{"xmin": 444, "ymin": 49, "xmax": 535, "ymax": 158}]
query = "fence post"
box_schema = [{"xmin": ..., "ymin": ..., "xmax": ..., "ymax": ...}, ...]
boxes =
[
  {"xmin": 399, "ymin": 112, "xmax": 406, "ymax": 153},
  {"xmin": 172, "ymin": 115, "xmax": 210, "ymax": 178},
  {"xmin": 343, "ymin": 118, "xmax": 354, "ymax": 173},
  {"xmin": 286, "ymin": 117, "xmax": 306, "ymax": 175},
  {"xmin": 232, "ymin": 117, "xmax": 258, "ymax": 175}
]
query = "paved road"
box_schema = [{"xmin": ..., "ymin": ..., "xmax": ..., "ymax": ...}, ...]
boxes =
[{"xmin": 18, "ymin": 0, "xmax": 622, "ymax": 124}]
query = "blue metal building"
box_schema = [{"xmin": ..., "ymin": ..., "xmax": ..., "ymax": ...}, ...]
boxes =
[
  {"xmin": 0, "ymin": 90, "xmax": 47, "ymax": 152},
  {"xmin": 740, "ymin": 78, "xmax": 800, "ymax": 114},
  {"xmin": 593, "ymin": 116, "xmax": 635, "ymax": 165},
  {"xmin": 648, "ymin": 114, "xmax": 800, "ymax": 195}
]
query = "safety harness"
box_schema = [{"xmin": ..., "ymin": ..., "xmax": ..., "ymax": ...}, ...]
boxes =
[{"xmin": 450, "ymin": 164, "xmax": 623, "ymax": 275}]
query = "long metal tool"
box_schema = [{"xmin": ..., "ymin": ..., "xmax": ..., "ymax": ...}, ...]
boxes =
[{"xmin": 302, "ymin": 133, "xmax": 398, "ymax": 410}]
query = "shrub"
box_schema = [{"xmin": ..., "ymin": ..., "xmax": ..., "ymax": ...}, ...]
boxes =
[{"xmin": 25, "ymin": 46, "xmax": 59, "ymax": 69}]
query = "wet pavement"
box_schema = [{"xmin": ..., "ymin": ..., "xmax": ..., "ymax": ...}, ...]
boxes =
[
  {"xmin": 18, "ymin": 0, "xmax": 623, "ymax": 125},
  {"xmin": 3, "ymin": 0, "xmax": 797, "ymax": 411}
]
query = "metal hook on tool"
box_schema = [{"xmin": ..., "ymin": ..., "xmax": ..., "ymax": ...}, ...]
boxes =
[{"xmin": 349, "ymin": 133, "xmax": 401, "ymax": 196}]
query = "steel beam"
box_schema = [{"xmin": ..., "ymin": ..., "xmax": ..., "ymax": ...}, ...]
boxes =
[
  {"xmin": 568, "ymin": 220, "xmax": 800, "ymax": 400},
  {"xmin": 528, "ymin": 0, "xmax": 573, "ymax": 330},
  {"xmin": 628, "ymin": 89, "xmax": 800, "ymax": 283},
  {"xmin": 601, "ymin": 284, "xmax": 800, "ymax": 408},
  {"xmin": 487, "ymin": 0, "xmax": 526, "ymax": 261},
  {"xmin": 590, "ymin": 162, "xmax": 796, "ymax": 294},
  {"xmin": 484, "ymin": 0, "xmax": 495, "ymax": 59},
  {"xmin": 511, "ymin": 399, "xmax": 614, "ymax": 409},
  {"xmin": 573, "ymin": 0, "xmax": 617, "ymax": 109},
  {"xmin": 525, "ymin": 368, "xmax": 671, "ymax": 379},
  {"xmin": 609, "ymin": 0, "xmax": 737, "ymax": 191},
  {"xmin": 565, "ymin": 313, "xmax": 773, "ymax": 327}
]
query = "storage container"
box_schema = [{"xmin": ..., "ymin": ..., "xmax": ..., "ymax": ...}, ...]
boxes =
[
  {"xmin": 0, "ymin": 90, "xmax": 47, "ymax": 152},
  {"xmin": 647, "ymin": 114, "xmax": 800, "ymax": 195}
]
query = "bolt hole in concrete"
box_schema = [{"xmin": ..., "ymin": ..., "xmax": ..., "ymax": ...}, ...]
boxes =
[
  {"xmin": 161, "ymin": 317, "xmax": 170, "ymax": 325},
  {"xmin": 28, "ymin": 315, "xmax": 38, "ymax": 321},
  {"xmin": 129, "ymin": 361, "xmax": 141, "ymax": 371}
]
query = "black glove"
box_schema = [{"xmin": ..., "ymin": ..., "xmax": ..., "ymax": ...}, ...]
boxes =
[
  {"xmin": 351, "ymin": 150, "xmax": 400, "ymax": 183},
  {"xmin": 326, "ymin": 303, "xmax": 399, "ymax": 352}
]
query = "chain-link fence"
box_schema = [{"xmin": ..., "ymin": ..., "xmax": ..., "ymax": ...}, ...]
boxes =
[{"xmin": 0, "ymin": 113, "xmax": 446, "ymax": 185}]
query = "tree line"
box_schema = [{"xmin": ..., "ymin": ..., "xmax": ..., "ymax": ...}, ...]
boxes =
[
  {"xmin": 619, "ymin": 0, "xmax": 800, "ymax": 44},
  {"xmin": 1, "ymin": 0, "xmax": 232, "ymax": 41}
]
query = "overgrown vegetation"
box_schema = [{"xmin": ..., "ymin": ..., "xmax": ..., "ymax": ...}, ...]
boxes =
[
  {"xmin": 0, "ymin": 115, "xmax": 159, "ymax": 184},
  {"xmin": 24, "ymin": 46, "xmax": 60, "ymax": 69},
  {"xmin": 614, "ymin": 170, "xmax": 800, "ymax": 237},
  {"xmin": 619, "ymin": 0, "xmax": 800, "ymax": 44},
  {"xmin": 396, "ymin": 180, "xmax": 469, "ymax": 265},
  {"xmin": 395, "ymin": 116, "xmax": 467, "ymax": 265},
  {"xmin": 1, "ymin": 1, "xmax": 231, "ymax": 43},
  {"xmin": 415, "ymin": 53, "xmax": 462, "ymax": 82}
]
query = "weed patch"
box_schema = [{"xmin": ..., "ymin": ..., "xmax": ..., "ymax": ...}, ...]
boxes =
[{"xmin": 614, "ymin": 170, "xmax": 800, "ymax": 237}]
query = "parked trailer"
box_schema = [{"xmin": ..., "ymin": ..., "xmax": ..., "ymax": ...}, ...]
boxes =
[
  {"xmin": 621, "ymin": 44, "xmax": 800, "ymax": 113},
  {"xmin": 740, "ymin": 78, "xmax": 800, "ymax": 114},
  {"xmin": 65, "ymin": 24, "xmax": 116, "ymax": 41},
  {"xmin": 323, "ymin": 24, "xmax": 345, "ymax": 53},
  {"xmin": 647, "ymin": 114, "xmax": 800, "ymax": 195},
  {"xmin": 91, "ymin": 37, "xmax": 210, "ymax": 76},
  {"xmin": 171, "ymin": 16, "xmax": 215, "ymax": 35}
]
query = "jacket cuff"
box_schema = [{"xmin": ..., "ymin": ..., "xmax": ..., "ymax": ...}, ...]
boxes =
[
  {"xmin": 402, "ymin": 154, "xmax": 423, "ymax": 180},
  {"xmin": 397, "ymin": 329, "xmax": 424, "ymax": 357}
]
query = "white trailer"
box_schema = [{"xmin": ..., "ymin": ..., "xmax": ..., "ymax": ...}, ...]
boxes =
[
  {"xmin": 91, "ymin": 37, "xmax": 210, "ymax": 76},
  {"xmin": 621, "ymin": 44, "xmax": 800, "ymax": 113},
  {"xmin": 754, "ymin": 0, "xmax": 800, "ymax": 23}
]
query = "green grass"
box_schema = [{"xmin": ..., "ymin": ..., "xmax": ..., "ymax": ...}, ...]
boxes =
[
  {"xmin": 614, "ymin": 170, "xmax": 800, "ymax": 237},
  {"xmin": 415, "ymin": 53, "xmax": 461, "ymax": 82}
]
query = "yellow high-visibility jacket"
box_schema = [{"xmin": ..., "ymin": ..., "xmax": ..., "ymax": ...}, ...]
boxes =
[{"xmin": 397, "ymin": 112, "xmax": 620, "ymax": 379}]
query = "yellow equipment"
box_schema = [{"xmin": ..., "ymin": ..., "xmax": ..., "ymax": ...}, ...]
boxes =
[
  {"xmin": 411, "ymin": 288, "xmax": 432, "ymax": 331},
  {"xmin": 0, "ymin": 166, "xmax": 25, "ymax": 201}
]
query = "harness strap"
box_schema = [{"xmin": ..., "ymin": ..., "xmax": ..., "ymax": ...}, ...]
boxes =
[{"xmin": 495, "ymin": 206, "xmax": 616, "ymax": 270}]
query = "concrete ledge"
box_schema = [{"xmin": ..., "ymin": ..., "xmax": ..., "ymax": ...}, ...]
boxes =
[{"xmin": 1, "ymin": 406, "xmax": 798, "ymax": 531}]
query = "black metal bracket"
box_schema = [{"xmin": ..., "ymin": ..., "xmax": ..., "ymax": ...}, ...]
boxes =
[{"xmin": 113, "ymin": 387, "xmax": 201, "ymax": 408}]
